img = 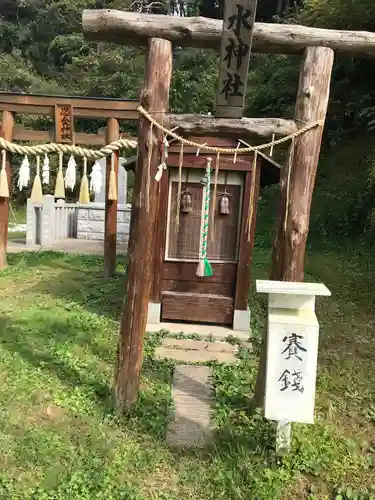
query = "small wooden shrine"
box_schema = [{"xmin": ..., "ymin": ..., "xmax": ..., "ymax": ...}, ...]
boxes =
[{"xmin": 125, "ymin": 136, "xmax": 281, "ymax": 332}]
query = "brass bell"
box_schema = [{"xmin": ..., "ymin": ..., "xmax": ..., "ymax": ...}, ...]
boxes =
[
  {"xmin": 181, "ymin": 191, "xmax": 193, "ymax": 213},
  {"xmin": 220, "ymin": 193, "xmax": 230, "ymax": 215}
]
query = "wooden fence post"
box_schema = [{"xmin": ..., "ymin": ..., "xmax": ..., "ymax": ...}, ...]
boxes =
[
  {"xmin": 114, "ymin": 38, "xmax": 172, "ymax": 410},
  {"xmin": 104, "ymin": 117, "xmax": 120, "ymax": 278},
  {"xmin": 252, "ymin": 46, "xmax": 334, "ymax": 410},
  {"xmin": 0, "ymin": 110, "xmax": 14, "ymax": 270}
]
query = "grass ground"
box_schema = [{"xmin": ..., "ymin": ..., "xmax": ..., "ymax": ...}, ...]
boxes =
[
  {"xmin": 0, "ymin": 244, "xmax": 374, "ymax": 500},
  {"xmin": 8, "ymin": 205, "xmax": 26, "ymax": 242}
]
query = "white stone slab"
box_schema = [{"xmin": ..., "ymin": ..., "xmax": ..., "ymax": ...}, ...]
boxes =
[
  {"xmin": 160, "ymin": 338, "xmax": 237, "ymax": 353},
  {"xmin": 269, "ymin": 308, "xmax": 319, "ymax": 327},
  {"xmin": 155, "ymin": 346, "xmax": 237, "ymax": 363},
  {"xmin": 256, "ymin": 280, "xmax": 331, "ymax": 297}
]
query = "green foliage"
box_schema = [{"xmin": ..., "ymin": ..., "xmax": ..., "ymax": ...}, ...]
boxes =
[
  {"xmin": 170, "ymin": 48, "xmax": 218, "ymax": 113},
  {"xmin": 256, "ymin": 137, "xmax": 375, "ymax": 248}
]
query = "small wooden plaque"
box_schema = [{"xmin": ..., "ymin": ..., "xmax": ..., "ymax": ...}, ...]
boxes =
[{"xmin": 55, "ymin": 104, "xmax": 74, "ymax": 143}]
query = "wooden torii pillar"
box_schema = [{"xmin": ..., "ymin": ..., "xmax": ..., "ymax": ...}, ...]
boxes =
[
  {"xmin": 0, "ymin": 111, "xmax": 14, "ymax": 270},
  {"xmin": 114, "ymin": 39, "xmax": 172, "ymax": 409},
  {"xmin": 252, "ymin": 46, "xmax": 334, "ymax": 409},
  {"xmin": 104, "ymin": 118, "xmax": 120, "ymax": 278}
]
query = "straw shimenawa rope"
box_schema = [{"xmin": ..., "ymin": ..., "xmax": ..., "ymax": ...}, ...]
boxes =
[
  {"xmin": 284, "ymin": 136, "xmax": 296, "ymax": 233},
  {"xmin": 137, "ymin": 106, "xmax": 323, "ymax": 154},
  {"xmin": 0, "ymin": 137, "xmax": 137, "ymax": 159},
  {"xmin": 0, "ymin": 106, "xmax": 321, "ymax": 159},
  {"xmin": 145, "ymin": 123, "xmax": 154, "ymax": 213}
]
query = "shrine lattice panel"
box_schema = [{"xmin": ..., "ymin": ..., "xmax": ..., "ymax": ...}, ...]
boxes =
[{"xmin": 166, "ymin": 181, "xmax": 242, "ymax": 263}]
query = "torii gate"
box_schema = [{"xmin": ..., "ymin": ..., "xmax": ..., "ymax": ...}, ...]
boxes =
[{"xmin": 82, "ymin": 3, "xmax": 375, "ymax": 410}]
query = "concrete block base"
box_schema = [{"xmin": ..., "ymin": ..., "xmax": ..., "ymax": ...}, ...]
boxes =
[
  {"xmin": 146, "ymin": 304, "xmax": 251, "ymax": 341},
  {"xmin": 147, "ymin": 302, "xmax": 161, "ymax": 325},
  {"xmin": 233, "ymin": 308, "xmax": 251, "ymax": 332}
]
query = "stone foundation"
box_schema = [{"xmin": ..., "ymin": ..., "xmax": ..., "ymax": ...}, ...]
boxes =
[{"xmin": 77, "ymin": 203, "xmax": 131, "ymax": 242}]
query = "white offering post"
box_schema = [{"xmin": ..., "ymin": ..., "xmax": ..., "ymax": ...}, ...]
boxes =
[{"xmin": 256, "ymin": 280, "xmax": 331, "ymax": 455}]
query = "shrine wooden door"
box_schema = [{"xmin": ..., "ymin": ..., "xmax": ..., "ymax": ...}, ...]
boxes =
[{"xmin": 161, "ymin": 168, "xmax": 244, "ymax": 325}]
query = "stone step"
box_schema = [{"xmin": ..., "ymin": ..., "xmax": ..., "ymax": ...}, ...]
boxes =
[
  {"xmin": 166, "ymin": 365, "xmax": 214, "ymax": 448},
  {"xmin": 155, "ymin": 344, "xmax": 238, "ymax": 363},
  {"xmin": 146, "ymin": 321, "xmax": 250, "ymax": 341},
  {"xmin": 238, "ymin": 341, "xmax": 253, "ymax": 350},
  {"xmin": 160, "ymin": 337, "xmax": 238, "ymax": 353}
]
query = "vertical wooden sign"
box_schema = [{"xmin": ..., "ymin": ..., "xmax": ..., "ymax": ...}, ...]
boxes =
[
  {"xmin": 216, "ymin": 0, "xmax": 258, "ymax": 119},
  {"xmin": 55, "ymin": 104, "xmax": 74, "ymax": 143}
]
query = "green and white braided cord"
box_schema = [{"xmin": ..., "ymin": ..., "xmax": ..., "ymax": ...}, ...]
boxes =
[{"xmin": 197, "ymin": 157, "xmax": 213, "ymax": 277}]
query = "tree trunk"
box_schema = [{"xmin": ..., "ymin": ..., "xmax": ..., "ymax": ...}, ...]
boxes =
[
  {"xmin": 113, "ymin": 38, "xmax": 172, "ymax": 411},
  {"xmin": 276, "ymin": 0, "xmax": 283, "ymax": 15},
  {"xmin": 104, "ymin": 117, "xmax": 120, "ymax": 278},
  {"xmin": 251, "ymin": 46, "xmax": 334, "ymax": 410},
  {"xmin": 83, "ymin": 10, "xmax": 375, "ymax": 57},
  {"xmin": 0, "ymin": 111, "xmax": 14, "ymax": 270}
]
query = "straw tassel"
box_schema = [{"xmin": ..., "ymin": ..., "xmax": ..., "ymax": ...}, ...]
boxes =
[
  {"xmin": 146, "ymin": 123, "xmax": 154, "ymax": 213},
  {"xmin": 30, "ymin": 156, "xmax": 43, "ymax": 204},
  {"xmin": 197, "ymin": 157, "xmax": 213, "ymax": 278},
  {"xmin": 79, "ymin": 157, "xmax": 90, "ymax": 204},
  {"xmin": 54, "ymin": 152, "xmax": 65, "ymax": 199},
  {"xmin": 42, "ymin": 154, "xmax": 50, "ymax": 185},
  {"xmin": 284, "ymin": 136, "xmax": 295, "ymax": 233},
  {"xmin": 0, "ymin": 150, "xmax": 9, "ymax": 198},
  {"xmin": 18, "ymin": 155, "xmax": 30, "ymax": 191},
  {"xmin": 246, "ymin": 151, "xmax": 258, "ymax": 241},
  {"xmin": 108, "ymin": 153, "xmax": 118, "ymax": 201},
  {"xmin": 210, "ymin": 152, "xmax": 220, "ymax": 241},
  {"xmin": 175, "ymin": 143, "xmax": 183, "ymax": 231}
]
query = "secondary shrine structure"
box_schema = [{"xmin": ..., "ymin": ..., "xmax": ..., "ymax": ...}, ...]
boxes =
[{"xmin": 0, "ymin": 92, "xmax": 138, "ymax": 276}]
